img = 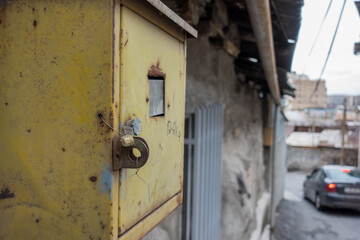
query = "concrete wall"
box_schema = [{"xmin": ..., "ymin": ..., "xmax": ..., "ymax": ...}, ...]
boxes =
[{"xmin": 286, "ymin": 146, "xmax": 358, "ymax": 171}]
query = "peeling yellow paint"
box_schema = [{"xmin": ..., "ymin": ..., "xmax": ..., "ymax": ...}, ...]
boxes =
[{"xmin": 0, "ymin": 0, "xmax": 114, "ymax": 239}]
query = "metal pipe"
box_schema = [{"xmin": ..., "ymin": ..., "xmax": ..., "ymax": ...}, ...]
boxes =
[{"xmin": 245, "ymin": 0, "xmax": 281, "ymax": 105}]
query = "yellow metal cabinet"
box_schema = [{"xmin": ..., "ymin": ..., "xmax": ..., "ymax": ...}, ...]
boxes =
[{"xmin": 0, "ymin": 0, "xmax": 196, "ymax": 239}]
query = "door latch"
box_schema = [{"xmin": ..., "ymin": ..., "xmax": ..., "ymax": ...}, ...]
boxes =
[{"xmin": 113, "ymin": 136, "xmax": 150, "ymax": 171}]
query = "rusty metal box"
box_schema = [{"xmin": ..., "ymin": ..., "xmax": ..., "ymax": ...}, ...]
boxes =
[{"xmin": 0, "ymin": 0, "xmax": 196, "ymax": 239}]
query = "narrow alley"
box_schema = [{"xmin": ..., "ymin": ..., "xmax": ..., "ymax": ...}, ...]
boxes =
[{"xmin": 274, "ymin": 171, "xmax": 360, "ymax": 240}]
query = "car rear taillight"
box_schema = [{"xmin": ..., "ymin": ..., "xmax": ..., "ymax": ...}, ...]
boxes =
[
  {"xmin": 326, "ymin": 183, "xmax": 337, "ymax": 192},
  {"xmin": 341, "ymin": 169, "xmax": 351, "ymax": 173}
]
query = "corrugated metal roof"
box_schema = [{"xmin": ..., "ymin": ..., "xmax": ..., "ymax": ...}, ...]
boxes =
[
  {"xmin": 318, "ymin": 129, "xmax": 341, "ymax": 148},
  {"xmin": 272, "ymin": 0, "xmax": 304, "ymax": 41},
  {"xmin": 286, "ymin": 132, "xmax": 320, "ymax": 147},
  {"xmin": 284, "ymin": 110, "xmax": 308, "ymax": 123}
]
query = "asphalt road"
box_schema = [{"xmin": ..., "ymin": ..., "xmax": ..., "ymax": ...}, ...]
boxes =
[{"xmin": 273, "ymin": 171, "xmax": 360, "ymax": 240}]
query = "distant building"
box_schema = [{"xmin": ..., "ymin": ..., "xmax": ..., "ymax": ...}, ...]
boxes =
[
  {"xmin": 287, "ymin": 74, "xmax": 326, "ymax": 110},
  {"xmin": 327, "ymin": 95, "xmax": 360, "ymax": 109}
]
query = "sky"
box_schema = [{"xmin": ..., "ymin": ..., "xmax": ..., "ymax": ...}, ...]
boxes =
[{"xmin": 291, "ymin": 0, "xmax": 360, "ymax": 95}]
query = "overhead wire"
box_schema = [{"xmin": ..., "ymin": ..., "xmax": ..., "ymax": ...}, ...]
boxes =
[
  {"xmin": 309, "ymin": 0, "xmax": 347, "ymax": 99},
  {"xmin": 301, "ymin": 0, "xmax": 334, "ymax": 74}
]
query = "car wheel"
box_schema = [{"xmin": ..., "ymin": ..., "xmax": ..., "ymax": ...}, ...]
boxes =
[{"xmin": 315, "ymin": 194, "xmax": 323, "ymax": 211}]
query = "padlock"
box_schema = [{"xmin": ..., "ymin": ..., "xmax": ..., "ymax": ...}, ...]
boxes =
[{"xmin": 121, "ymin": 134, "xmax": 134, "ymax": 147}]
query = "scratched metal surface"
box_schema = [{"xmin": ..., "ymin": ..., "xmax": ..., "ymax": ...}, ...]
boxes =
[
  {"xmin": 118, "ymin": 6, "xmax": 186, "ymax": 236},
  {"xmin": 0, "ymin": 0, "xmax": 116, "ymax": 239}
]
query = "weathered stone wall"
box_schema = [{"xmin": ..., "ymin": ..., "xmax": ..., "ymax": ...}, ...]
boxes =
[{"xmin": 286, "ymin": 146, "xmax": 358, "ymax": 171}]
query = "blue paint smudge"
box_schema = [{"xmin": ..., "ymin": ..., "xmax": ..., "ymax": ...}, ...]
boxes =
[{"xmin": 99, "ymin": 166, "xmax": 113, "ymax": 200}]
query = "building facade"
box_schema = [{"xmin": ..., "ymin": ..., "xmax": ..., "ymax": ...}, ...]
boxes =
[{"xmin": 287, "ymin": 74, "xmax": 326, "ymax": 110}]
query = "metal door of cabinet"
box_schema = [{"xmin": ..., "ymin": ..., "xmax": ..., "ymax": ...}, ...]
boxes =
[{"xmin": 116, "ymin": 2, "xmax": 196, "ymax": 239}]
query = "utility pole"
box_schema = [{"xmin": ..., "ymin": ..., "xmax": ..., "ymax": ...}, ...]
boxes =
[
  {"xmin": 356, "ymin": 106, "xmax": 360, "ymax": 169},
  {"xmin": 340, "ymin": 98, "xmax": 347, "ymax": 165}
]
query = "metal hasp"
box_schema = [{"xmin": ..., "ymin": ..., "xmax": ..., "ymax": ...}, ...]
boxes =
[{"xmin": 113, "ymin": 137, "xmax": 150, "ymax": 170}]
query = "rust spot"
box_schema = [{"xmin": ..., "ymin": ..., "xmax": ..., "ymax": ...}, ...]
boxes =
[
  {"xmin": 35, "ymin": 218, "xmax": 40, "ymax": 223},
  {"xmin": 26, "ymin": 129, "xmax": 31, "ymax": 133},
  {"xmin": 43, "ymin": 7, "xmax": 46, "ymax": 11},
  {"xmin": 137, "ymin": 201, "xmax": 141, "ymax": 206},
  {"xmin": 5, "ymin": 102, "xmax": 8, "ymax": 106},
  {"xmin": 50, "ymin": 56, "xmax": 58, "ymax": 65},
  {"xmin": 33, "ymin": 20, "xmax": 37, "ymax": 27},
  {"xmin": 89, "ymin": 176, "xmax": 97, "ymax": 182},
  {"xmin": 147, "ymin": 63, "xmax": 166, "ymax": 79},
  {"xmin": 0, "ymin": 188, "xmax": 14, "ymax": 199},
  {"xmin": 61, "ymin": 148, "xmax": 66, "ymax": 152},
  {"xmin": 32, "ymin": 8, "xmax": 35, "ymax": 12},
  {"xmin": 124, "ymin": 39, "xmax": 128, "ymax": 47},
  {"xmin": 146, "ymin": 97, "xmax": 149, "ymax": 102},
  {"xmin": 167, "ymin": 103, "xmax": 170, "ymax": 108},
  {"xmin": 110, "ymin": 203, "xmax": 112, "ymax": 206},
  {"xmin": 19, "ymin": 72, "xmax": 23, "ymax": 77},
  {"xmin": 100, "ymin": 221, "xmax": 106, "ymax": 229}
]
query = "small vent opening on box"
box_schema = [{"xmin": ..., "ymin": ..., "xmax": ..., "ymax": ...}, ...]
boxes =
[{"xmin": 149, "ymin": 77, "xmax": 165, "ymax": 117}]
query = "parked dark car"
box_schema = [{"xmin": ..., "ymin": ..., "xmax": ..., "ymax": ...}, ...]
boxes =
[{"xmin": 303, "ymin": 165, "xmax": 360, "ymax": 211}]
